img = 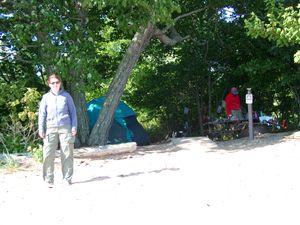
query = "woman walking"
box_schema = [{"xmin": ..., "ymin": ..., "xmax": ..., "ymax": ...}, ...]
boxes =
[{"xmin": 38, "ymin": 74, "xmax": 77, "ymax": 188}]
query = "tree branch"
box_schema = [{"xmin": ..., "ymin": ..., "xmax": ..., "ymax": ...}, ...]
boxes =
[
  {"xmin": 163, "ymin": 7, "xmax": 207, "ymax": 33},
  {"xmin": 0, "ymin": 52, "xmax": 14, "ymax": 60},
  {"xmin": 175, "ymin": 7, "xmax": 207, "ymax": 22},
  {"xmin": 154, "ymin": 7, "xmax": 207, "ymax": 46},
  {"xmin": 14, "ymin": 55, "xmax": 34, "ymax": 64},
  {"xmin": 154, "ymin": 26, "xmax": 189, "ymax": 46}
]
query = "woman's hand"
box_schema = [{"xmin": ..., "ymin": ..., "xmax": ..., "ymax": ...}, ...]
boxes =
[
  {"xmin": 39, "ymin": 131, "xmax": 45, "ymax": 139},
  {"xmin": 71, "ymin": 128, "xmax": 77, "ymax": 136}
]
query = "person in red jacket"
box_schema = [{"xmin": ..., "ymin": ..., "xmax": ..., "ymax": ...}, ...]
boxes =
[{"xmin": 225, "ymin": 87, "xmax": 243, "ymax": 120}]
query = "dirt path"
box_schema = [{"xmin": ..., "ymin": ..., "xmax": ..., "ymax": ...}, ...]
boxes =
[{"xmin": 1, "ymin": 131, "xmax": 300, "ymax": 225}]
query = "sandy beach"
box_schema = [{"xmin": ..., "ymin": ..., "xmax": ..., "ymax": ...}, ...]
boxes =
[{"xmin": 1, "ymin": 131, "xmax": 300, "ymax": 225}]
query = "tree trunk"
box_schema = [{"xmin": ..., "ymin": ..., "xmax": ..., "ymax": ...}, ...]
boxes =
[
  {"xmin": 196, "ymin": 86, "xmax": 204, "ymax": 136},
  {"xmin": 67, "ymin": 79, "xmax": 90, "ymax": 147},
  {"xmin": 291, "ymin": 86, "xmax": 300, "ymax": 109},
  {"xmin": 208, "ymin": 72, "xmax": 211, "ymax": 121},
  {"xmin": 88, "ymin": 23, "xmax": 155, "ymax": 146}
]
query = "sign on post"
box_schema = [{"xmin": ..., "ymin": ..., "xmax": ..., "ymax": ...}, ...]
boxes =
[
  {"xmin": 246, "ymin": 88, "xmax": 254, "ymax": 141},
  {"xmin": 246, "ymin": 93, "xmax": 253, "ymax": 104}
]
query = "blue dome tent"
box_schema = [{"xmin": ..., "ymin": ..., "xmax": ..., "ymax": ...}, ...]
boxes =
[{"xmin": 87, "ymin": 97, "xmax": 150, "ymax": 146}]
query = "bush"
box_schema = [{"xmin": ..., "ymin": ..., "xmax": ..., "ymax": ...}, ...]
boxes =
[
  {"xmin": 27, "ymin": 144, "xmax": 43, "ymax": 163},
  {"xmin": 0, "ymin": 88, "xmax": 42, "ymax": 155},
  {"xmin": 0, "ymin": 154, "xmax": 19, "ymax": 171}
]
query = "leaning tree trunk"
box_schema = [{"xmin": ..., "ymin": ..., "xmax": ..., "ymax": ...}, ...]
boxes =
[{"xmin": 88, "ymin": 23, "xmax": 155, "ymax": 146}]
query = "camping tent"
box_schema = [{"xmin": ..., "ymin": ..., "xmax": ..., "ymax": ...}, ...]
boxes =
[{"xmin": 87, "ymin": 97, "xmax": 150, "ymax": 146}]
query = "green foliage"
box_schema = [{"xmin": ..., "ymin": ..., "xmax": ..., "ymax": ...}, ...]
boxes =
[
  {"xmin": 123, "ymin": 0, "xmax": 300, "ymax": 140},
  {"xmin": 234, "ymin": 49, "xmax": 300, "ymax": 126},
  {"xmin": 294, "ymin": 50, "xmax": 300, "ymax": 62},
  {"xmin": 132, "ymin": 108, "xmax": 170, "ymax": 143},
  {"xmin": 0, "ymin": 154, "xmax": 19, "ymax": 171},
  {"xmin": 27, "ymin": 144, "xmax": 43, "ymax": 163},
  {"xmin": 1, "ymin": 0, "xmax": 299, "ymax": 145},
  {"xmin": 0, "ymin": 87, "xmax": 41, "ymax": 154},
  {"xmin": 15, "ymin": 88, "xmax": 41, "ymax": 122},
  {"xmin": 245, "ymin": 0, "xmax": 300, "ymax": 63},
  {"xmin": 1, "ymin": 0, "xmax": 108, "ymax": 93},
  {"xmin": 0, "ymin": 84, "xmax": 24, "ymax": 119},
  {"xmin": 0, "ymin": 132, "xmax": 19, "ymax": 171},
  {"xmin": 82, "ymin": 0, "xmax": 181, "ymax": 33}
]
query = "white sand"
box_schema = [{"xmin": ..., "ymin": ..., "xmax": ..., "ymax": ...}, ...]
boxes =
[{"xmin": 1, "ymin": 131, "xmax": 300, "ymax": 225}]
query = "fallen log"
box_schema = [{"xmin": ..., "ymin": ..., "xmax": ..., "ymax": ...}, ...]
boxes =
[{"xmin": 73, "ymin": 142, "xmax": 137, "ymax": 159}]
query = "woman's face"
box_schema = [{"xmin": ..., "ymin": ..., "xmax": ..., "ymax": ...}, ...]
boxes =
[{"xmin": 49, "ymin": 77, "xmax": 61, "ymax": 93}]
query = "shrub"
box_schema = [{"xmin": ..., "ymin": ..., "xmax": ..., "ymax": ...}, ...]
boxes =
[{"xmin": 0, "ymin": 88, "xmax": 42, "ymax": 155}]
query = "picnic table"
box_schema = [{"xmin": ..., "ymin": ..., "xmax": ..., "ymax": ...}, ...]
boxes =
[{"xmin": 205, "ymin": 118, "xmax": 274, "ymax": 141}]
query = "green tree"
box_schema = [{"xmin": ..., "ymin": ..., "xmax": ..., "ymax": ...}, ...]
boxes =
[
  {"xmin": 127, "ymin": 0, "xmax": 300, "ymax": 137},
  {"xmin": 83, "ymin": 0, "xmax": 212, "ymax": 145},
  {"xmin": 245, "ymin": 0, "xmax": 300, "ymax": 63},
  {"xmin": 1, "ymin": 0, "xmax": 113, "ymax": 146},
  {"xmin": 244, "ymin": 0, "xmax": 300, "ymax": 124}
]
